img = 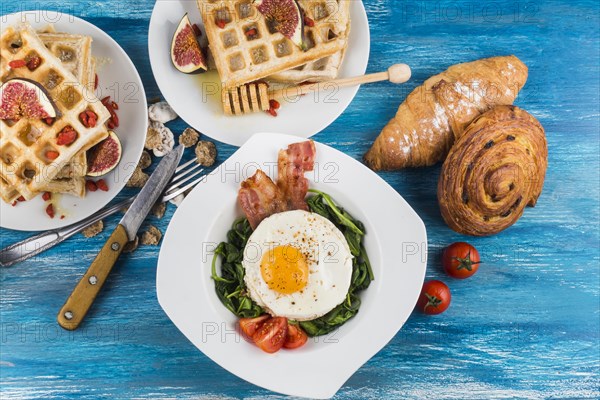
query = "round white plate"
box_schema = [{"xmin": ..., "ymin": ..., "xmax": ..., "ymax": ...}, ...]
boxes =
[
  {"xmin": 0, "ymin": 11, "xmax": 147, "ymax": 231},
  {"xmin": 148, "ymin": 0, "xmax": 370, "ymax": 147},
  {"xmin": 157, "ymin": 133, "xmax": 427, "ymax": 399}
]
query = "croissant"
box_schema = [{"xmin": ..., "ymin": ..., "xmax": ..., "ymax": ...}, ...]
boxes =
[
  {"xmin": 364, "ymin": 56, "xmax": 528, "ymax": 170},
  {"xmin": 437, "ymin": 105, "xmax": 547, "ymax": 236}
]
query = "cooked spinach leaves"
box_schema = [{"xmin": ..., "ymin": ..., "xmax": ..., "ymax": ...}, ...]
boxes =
[
  {"xmin": 301, "ymin": 190, "xmax": 373, "ymax": 336},
  {"xmin": 211, "ymin": 218, "xmax": 263, "ymax": 318}
]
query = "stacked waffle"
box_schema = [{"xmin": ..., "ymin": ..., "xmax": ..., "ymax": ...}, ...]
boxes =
[
  {"xmin": 198, "ymin": 0, "xmax": 351, "ymax": 89},
  {"xmin": 0, "ymin": 23, "xmax": 109, "ymax": 203},
  {"xmin": 269, "ymin": 0, "xmax": 351, "ymax": 84}
]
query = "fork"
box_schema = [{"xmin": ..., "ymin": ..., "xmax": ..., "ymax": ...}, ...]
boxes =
[{"xmin": 0, "ymin": 158, "xmax": 206, "ymax": 268}]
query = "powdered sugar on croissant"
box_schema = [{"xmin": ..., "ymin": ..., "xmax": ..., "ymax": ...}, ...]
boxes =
[{"xmin": 364, "ymin": 56, "xmax": 529, "ymax": 170}]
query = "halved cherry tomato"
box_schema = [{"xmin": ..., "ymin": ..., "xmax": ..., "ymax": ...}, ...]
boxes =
[
  {"xmin": 443, "ymin": 242, "xmax": 481, "ymax": 279},
  {"xmin": 238, "ymin": 315, "xmax": 270, "ymax": 340},
  {"xmin": 416, "ymin": 280, "xmax": 451, "ymax": 315},
  {"xmin": 283, "ymin": 323, "xmax": 308, "ymax": 349},
  {"xmin": 252, "ymin": 317, "xmax": 288, "ymax": 353}
]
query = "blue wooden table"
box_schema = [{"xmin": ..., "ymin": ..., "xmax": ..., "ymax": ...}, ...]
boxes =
[{"xmin": 1, "ymin": 1, "xmax": 599, "ymax": 398}]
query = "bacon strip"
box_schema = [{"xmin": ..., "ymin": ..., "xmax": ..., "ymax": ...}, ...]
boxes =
[
  {"xmin": 237, "ymin": 140, "xmax": 316, "ymax": 229},
  {"xmin": 238, "ymin": 170, "xmax": 286, "ymax": 229},
  {"xmin": 277, "ymin": 140, "xmax": 316, "ymax": 210}
]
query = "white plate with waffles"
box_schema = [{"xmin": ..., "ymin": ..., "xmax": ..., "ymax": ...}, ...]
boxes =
[
  {"xmin": 148, "ymin": 0, "xmax": 370, "ymax": 147},
  {"xmin": 0, "ymin": 11, "xmax": 147, "ymax": 231},
  {"xmin": 157, "ymin": 132, "xmax": 427, "ymax": 398}
]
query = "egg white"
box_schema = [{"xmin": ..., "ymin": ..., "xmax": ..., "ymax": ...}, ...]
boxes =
[{"xmin": 242, "ymin": 210, "xmax": 353, "ymax": 321}]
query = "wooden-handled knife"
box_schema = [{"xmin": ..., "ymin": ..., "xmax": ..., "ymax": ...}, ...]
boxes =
[{"xmin": 57, "ymin": 145, "xmax": 184, "ymax": 330}]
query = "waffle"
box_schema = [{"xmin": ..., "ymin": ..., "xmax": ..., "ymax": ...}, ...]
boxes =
[
  {"xmin": 41, "ymin": 175, "xmax": 86, "ymax": 197},
  {"xmin": 39, "ymin": 149, "xmax": 88, "ymax": 197},
  {"xmin": 0, "ymin": 170, "xmax": 21, "ymax": 203},
  {"xmin": 0, "ymin": 29, "xmax": 96, "ymax": 202},
  {"xmin": 267, "ymin": 0, "xmax": 350, "ymax": 84},
  {"xmin": 268, "ymin": 46, "xmax": 346, "ymax": 84},
  {"xmin": 38, "ymin": 31, "xmax": 96, "ymax": 197},
  {"xmin": 0, "ymin": 149, "xmax": 88, "ymax": 203},
  {"xmin": 38, "ymin": 31, "xmax": 96, "ymax": 93},
  {"xmin": 198, "ymin": 0, "xmax": 351, "ymax": 88},
  {"xmin": 0, "ymin": 24, "xmax": 110, "ymax": 201}
]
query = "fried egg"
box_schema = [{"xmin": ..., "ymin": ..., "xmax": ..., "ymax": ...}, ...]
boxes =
[{"xmin": 242, "ymin": 210, "xmax": 353, "ymax": 321}]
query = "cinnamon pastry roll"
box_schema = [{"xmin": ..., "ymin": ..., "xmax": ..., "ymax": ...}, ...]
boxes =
[{"xmin": 437, "ymin": 105, "xmax": 547, "ymax": 236}]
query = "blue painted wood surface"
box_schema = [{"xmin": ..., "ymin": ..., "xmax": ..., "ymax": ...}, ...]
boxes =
[{"xmin": 1, "ymin": 0, "xmax": 599, "ymax": 398}]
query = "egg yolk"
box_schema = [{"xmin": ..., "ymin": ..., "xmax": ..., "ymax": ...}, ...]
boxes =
[{"xmin": 260, "ymin": 245, "xmax": 308, "ymax": 294}]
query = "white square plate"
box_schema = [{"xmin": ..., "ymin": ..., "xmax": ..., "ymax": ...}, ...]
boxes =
[{"xmin": 157, "ymin": 133, "xmax": 427, "ymax": 398}]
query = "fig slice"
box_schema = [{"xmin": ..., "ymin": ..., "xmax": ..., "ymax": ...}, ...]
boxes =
[
  {"xmin": 254, "ymin": 0, "xmax": 305, "ymax": 49},
  {"xmin": 86, "ymin": 130, "xmax": 122, "ymax": 177},
  {"xmin": 171, "ymin": 13, "xmax": 208, "ymax": 74},
  {"xmin": 0, "ymin": 78, "xmax": 57, "ymax": 120}
]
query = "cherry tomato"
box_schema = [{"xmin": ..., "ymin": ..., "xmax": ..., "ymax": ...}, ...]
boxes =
[
  {"xmin": 283, "ymin": 324, "xmax": 308, "ymax": 349},
  {"xmin": 416, "ymin": 280, "xmax": 451, "ymax": 315},
  {"xmin": 252, "ymin": 317, "xmax": 288, "ymax": 353},
  {"xmin": 443, "ymin": 242, "xmax": 481, "ymax": 279},
  {"xmin": 238, "ymin": 315, "xmax": 269, "ymax": 340}
]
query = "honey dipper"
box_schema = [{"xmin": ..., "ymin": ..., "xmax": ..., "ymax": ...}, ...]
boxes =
[{"xmin": 221, "ymin": 63, "xmax": 412, "ymax": 116}]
